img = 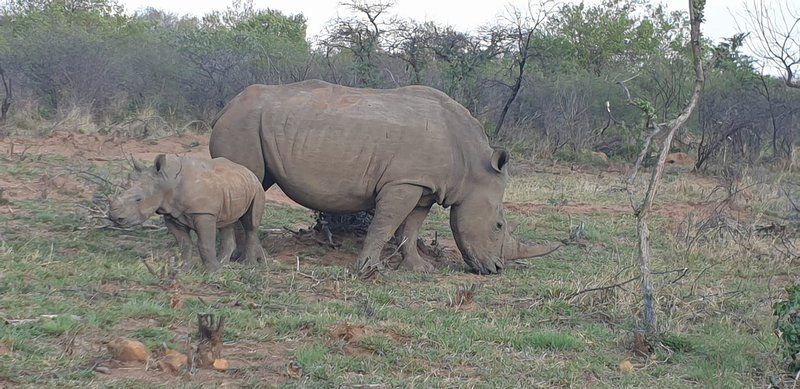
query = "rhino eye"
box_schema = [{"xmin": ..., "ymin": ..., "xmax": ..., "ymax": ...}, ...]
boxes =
[
  {"xmin": 134, "ymin": 196, "xmax": 143, "ymax": 203},
  {"xmin": 494, "ymin": 222, "xmax": 503, "ymax": 232}
]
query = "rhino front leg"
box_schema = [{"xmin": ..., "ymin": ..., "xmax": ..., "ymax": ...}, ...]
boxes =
[
  {"xmin": 394, "ymin": 205, "xmax": 434, "ymax": 273},
  {"xmin": 193, "ymin": 214, "xmax": 221, "ymax": 273},
  {"xmin": 218, "ymin": 225, "xmax": 236, "ymax": 263},
  {"xmin": 356, "ymin": 184, "xmax": 423, "ymax": 277},
  {"xmin": 165, "ymin": 216, "xmax": 195, "ymax": 271}
]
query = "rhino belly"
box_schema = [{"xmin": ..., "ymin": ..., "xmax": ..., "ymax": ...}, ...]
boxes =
[{"xmin": 275, "ymin": 177, "xmax": 376, "ymax": 213}]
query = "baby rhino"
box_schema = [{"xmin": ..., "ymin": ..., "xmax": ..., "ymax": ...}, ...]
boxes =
[{"xmin": 109, "ymin": 154, "xmax": 265, "ymax": 272}]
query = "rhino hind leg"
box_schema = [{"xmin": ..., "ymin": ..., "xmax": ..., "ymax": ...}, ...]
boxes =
[
  {"xmin": 394, "ymin": 205, "xmax": 434, "ymax": 273},
  {"xmin": 356, "ymin": 184, "xmax": 424, "ymax": 277},
  {"xmin": 240, "ymin": 193, "xmax": 267, "ymax": 266},
  {"xmin": 218, "ymin": 226, "xmax": 236, "ymax": 263},
  {"xmin": 232, "ymin": 180, "xmax": 274, "ymax": 261}
]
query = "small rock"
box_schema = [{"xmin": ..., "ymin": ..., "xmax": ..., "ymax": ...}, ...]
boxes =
[
  {"xmin": 212, "ymin": 358, "xmax": 230, "ymax": 371},
  {"xmin": 94, "ymin": 366, "xmax": 111, "ymax": 375},
  {"xmin": 107, "ymin": 337, "xmax": 150, "ymax": 363},
  {"xmin": 618, "ymin": 360, "xmax": 634, "ymax": 374},
  {"xmin": 159, "ymin": 349, "xmax": 188, "ymax": 373}
]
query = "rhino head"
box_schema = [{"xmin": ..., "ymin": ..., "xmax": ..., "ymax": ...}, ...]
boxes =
[
  {"xmin": 109, "ymin": 154, "xmax": 176, "ymax": 228},
  {"xmin": 450, "ymin": 149, "xmax": 560, "ymax": 275}
]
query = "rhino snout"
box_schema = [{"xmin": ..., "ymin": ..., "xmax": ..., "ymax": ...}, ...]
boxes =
[
  {"xmin": 108, "ymin": 205, "xmax": 134, "ymax": 227},
  {"xmin": 464, "ymin": 253, "xmax": 504, "ymax": 275},
  {"xmin": 110, "ymin": 215, "xmax": 127, "ymax": 225},
  {"xmin": 107, "ymin": 209, "xmax": 124, "ymax": 225}
]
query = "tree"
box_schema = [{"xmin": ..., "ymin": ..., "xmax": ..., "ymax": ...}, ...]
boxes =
[
  {"xmin": 493, "ymin": 1, "xmax": 553, "ymax": 139},
  {"xmin": 2, "ymin": 0, "xmax": 132, "ymax": 114},
  {"xmin": 425, "ymin": 24, "xmax": 504, "ymax": 114},
  {"xmin": 321, "ymin": 0, "xmax": 395, "ymax": 87},
  {"xmin": 740, "ymin": 0, "xmax": 800, "ymax": 88},
  {"xmin": 624, "ymin": 0, "xmax": 706, "ymax": 339},
  {"xmin": 174, "ymin": 3, "xmax": 309, "ymax": 114},
  {"xmin": 385, "ymin": 20, "xmax": 433, "ymax": 85},
  {"xmin": 550, "ymin": 0, "xmax": 672, "ymax": 76}
]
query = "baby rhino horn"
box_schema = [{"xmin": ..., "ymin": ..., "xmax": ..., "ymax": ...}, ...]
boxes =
[{"xmin": 132, "ymin": 159, "xmax": 147, "ymax": 172}]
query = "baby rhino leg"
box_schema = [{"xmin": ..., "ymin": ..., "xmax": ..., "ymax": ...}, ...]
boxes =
[
  {"xmin": 165, "ymin": 216, "xmax": 195, "ymax": 271},
  {"xmin": 218, "ymin": 225, "xmax": 236, "ymax": 263},
  {"xmin": 193, "ymin": 214, "xmax": 221, "ymax": 273},
  {"xmin": 240, "ymin": 195, "xmax": 266, "ymax": 266}
]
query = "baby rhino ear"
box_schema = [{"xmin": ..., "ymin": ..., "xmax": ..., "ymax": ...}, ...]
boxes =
[{"xmin": 154, "ymin": 154, "xmax": 167, "ymax": 173}]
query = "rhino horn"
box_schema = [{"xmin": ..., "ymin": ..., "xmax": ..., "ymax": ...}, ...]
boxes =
[
  {"xmin": 132, "ymin": 159, "xmax": 147, "ymax": 172},
  {"xmin": 504, "ymin": 237, "xmax": 561, "ymax": 261}
]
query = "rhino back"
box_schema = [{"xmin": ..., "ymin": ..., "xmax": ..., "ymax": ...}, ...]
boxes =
[{"xmin": 168, "ymin": 157, "xmax": 260, "ymax": 226}]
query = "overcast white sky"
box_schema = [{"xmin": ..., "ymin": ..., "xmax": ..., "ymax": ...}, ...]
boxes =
[{"xmin": 118, "ymin": 0, "xmax": 750, "ymax": 43}]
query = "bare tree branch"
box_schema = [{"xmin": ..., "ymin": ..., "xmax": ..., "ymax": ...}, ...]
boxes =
[{"xmin": 739, "ymin": 0, "xmax": 800, "ymax": 88}]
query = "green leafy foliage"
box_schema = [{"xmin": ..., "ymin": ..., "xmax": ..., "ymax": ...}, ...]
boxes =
[{"xmin": 775, "ymin": 284, "xmax": 800, "ymax": 372}]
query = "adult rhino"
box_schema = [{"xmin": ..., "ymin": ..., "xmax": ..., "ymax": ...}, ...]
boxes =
[{"xmin": 210, "ymin": 80, "xmax": 559, "ymax": 275}]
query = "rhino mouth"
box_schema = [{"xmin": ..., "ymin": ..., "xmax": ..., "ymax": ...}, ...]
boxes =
[
  {"xmin": 463, "ymin": 252, "xmax": 503, "ymax": 275},
  {"xmin": 108, "ymin": 211, "xmax": 145, "ymax": 228}
]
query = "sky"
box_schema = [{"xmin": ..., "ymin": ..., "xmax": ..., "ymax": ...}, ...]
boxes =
[{"xmin": 118, "ymin": 0, "xmax": 752, "ymax": 44}]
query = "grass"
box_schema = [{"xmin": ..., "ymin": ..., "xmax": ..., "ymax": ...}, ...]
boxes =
[{"xmin": 0, "ymin": 143, "xmax": 797, "ymax": 387}]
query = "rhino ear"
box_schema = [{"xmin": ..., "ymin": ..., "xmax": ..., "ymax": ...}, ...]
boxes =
[
  {"xmin": 490, "ymin": 148, "xmax": 509, "ymax": 173},
  {"xmin": 154, "ymin": 154, "xmax": 167, "ymax": 173}
]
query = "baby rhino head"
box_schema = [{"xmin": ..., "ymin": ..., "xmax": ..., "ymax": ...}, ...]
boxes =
[{"xmin": 109, "ymin": 154, "xmax": 177, "ymax": 227}]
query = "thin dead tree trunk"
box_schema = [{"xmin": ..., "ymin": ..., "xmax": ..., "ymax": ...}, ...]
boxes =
[
  {"xmin": 626, "ymin": 0, "xmax": 706, "ymax": 338},
  {"xmin": 495, "ymin": 47, "xmax": 527, "ymax": 138},
  {"xmin": 494, "ymin": 1, "xmax": 553, "ymax": 139},
  {"xmin": 0, "ymin": 62, "xmax": 11, "ymax": 125}
]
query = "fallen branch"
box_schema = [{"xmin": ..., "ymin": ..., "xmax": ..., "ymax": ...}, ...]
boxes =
[
  {"xmin": 1, "ymin": 314, "xmax": 82, "ymax": 326},
  {"xmin": 568, "ymin": 267, "xmax": 690, "ymax": 300}
]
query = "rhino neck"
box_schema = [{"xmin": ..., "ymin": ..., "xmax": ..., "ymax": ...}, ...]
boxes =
[
  {"xmin": 155, "ymin": 184, "xmax": 180, "ymax": 218},
  {"xmin": 443, "ymin": 140, "xmax": 495, "ymax": 208}
]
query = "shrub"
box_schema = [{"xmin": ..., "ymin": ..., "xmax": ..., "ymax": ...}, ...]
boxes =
[{"xmin": 774, "ymin": 283, "xmax": 800, "ymax": 372}]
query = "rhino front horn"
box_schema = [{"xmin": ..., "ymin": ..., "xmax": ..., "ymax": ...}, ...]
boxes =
[{"xmin": 504, "ymin": 239, "xmax": 561, "ymax": 261}]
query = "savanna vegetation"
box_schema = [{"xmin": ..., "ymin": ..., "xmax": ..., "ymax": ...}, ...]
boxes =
[
  {"xmin": 0, "ymin": 0, "xmax": 797, "ymax": 169},
  {"xmin": 1, "ymin": 0, "xmax": 799, "ymax": 387}
]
